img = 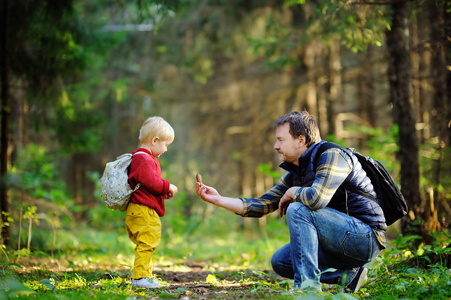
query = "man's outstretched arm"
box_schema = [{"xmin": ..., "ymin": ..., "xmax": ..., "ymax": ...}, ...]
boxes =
[{"xmin": 196, "ymin": 182, "xmax": 244, "ymax": 215}]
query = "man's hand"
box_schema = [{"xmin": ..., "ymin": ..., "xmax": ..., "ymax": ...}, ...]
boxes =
[
  {"xmin": 196, "ymin": 182, "xmax": 221, "ymax": 205},
  {"xmin": 195, "ymin": 181, "xmax": 245, "ymax": 215},
  {"xmin": 278, "ymin": 187, "xmax": 299, "ymax": 217}
]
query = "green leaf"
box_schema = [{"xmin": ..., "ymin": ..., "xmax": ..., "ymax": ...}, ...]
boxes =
[
  {"xmin": 40, "ymin": 279, "xmax": 58, "ymax": 291},
  {"xmin": 1, "ymin": 278, "xmax": 34, "ymax": 296},
  {"xmin": 300, "ymin": 278, "xmax": 317, "ymax": 290},
  {"xmin": 332, "ymin": 293, "xmax": 359, "ymax": 299}
]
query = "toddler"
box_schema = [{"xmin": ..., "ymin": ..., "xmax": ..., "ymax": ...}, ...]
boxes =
[{"xmin": 126, "ymin": 116, "xmax": 178, "ymax": 288}]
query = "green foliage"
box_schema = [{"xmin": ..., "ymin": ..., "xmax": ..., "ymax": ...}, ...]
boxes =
[
  {"xmin": 182, "ymin": 51, "xmax": 215, "ymax": 84},
  {"xmin": 9, "ymin": 144, "xmax": 71, "ymax": 205},
  {"xmin": 415, "ymin": 132, "xmax": 450, "ymax": 225},
  {"xmin": 248, "ymin": 0, "xmax": 390, "ymax": 69},
  {"xmin": 367, "ymin": 233, "xmax": 451, "ymax": 299},
  {"xmin": 0, "ymin": 276, "xmax": 34, "ymax": 298},
  {"xmin": 286, "ymin": 0, "xmax": 389, "ymax": 53},
  {"xmin": 419, "ymin": 139, "xmax": 449, "ymax": 187},
  {"xmin": 1, "ymin": 212, "xmax": 13, "ymax": 232},
  {"xmin": 7, "ymin": 1, "xmax": 87, "ymax": 86},
  {"xmin": 6, "ymin": 144, "xmax": 76, "ymax": 255},
  {"xmin": 258, "ymin": 164, "xmax": 280, "ymax": 179},
  {"xmin": 245, "ymin": 16, "xmax": 301, "ymax": 69},
  {"xmin": 285, "ymin": 0, "xmax": 306, "ymax": 5},
  {"xmin": 360, "ymin": 125, "xmax": 400, "ymax": 179},
  {"xmin": 328, "ymin": 124, "xmax": 400, "ymax": 180}
]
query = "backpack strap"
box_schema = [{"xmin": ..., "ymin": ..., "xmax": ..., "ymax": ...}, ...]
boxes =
[
  {"xmin": 313, "ymin": 142, "xmax": 350, "ymax": 214},
  {"xmin": 346, "ymin": 181, "xmax": 376, "ymax": 201},
  {"xmin": 315, "ymin": 143, "xmax": 377, "ymax": 202},
  {"xmin": 129, "ymin": 151, "xmax": 150, "ymax": 191},
  {"xmin": 133, "ymin": 151, "xmax": 150, "ymax": 157},
  {"xmin": 344, "ymin": 149, "xmax": 377, "ymax": 201},
  {"xmin": 313, "ymin": 142, "xmax": 345, "ymax": 169},
  {"xmin": 314, "ymin": 142, "xmax": 380, "ymax": 212}
]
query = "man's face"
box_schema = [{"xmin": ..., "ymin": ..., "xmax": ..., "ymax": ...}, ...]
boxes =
[{"xmin": 273, "ymin": 123, "xmax": 307, "ymax": 165}]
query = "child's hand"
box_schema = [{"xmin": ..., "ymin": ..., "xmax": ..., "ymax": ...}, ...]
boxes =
[{"xmin": 164, "ymin": 184, "xmax": 178, "ymax": 199}]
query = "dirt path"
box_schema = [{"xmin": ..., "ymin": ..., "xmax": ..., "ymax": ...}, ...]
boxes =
[{"xmin": 12, "ymin": 258, "xmax": 290, "ymax": 299}]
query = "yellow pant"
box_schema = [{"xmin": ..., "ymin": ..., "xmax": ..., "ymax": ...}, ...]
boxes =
[{"xmin": 125, "ymin": 203, "xmax": 161, "ymax": 279}]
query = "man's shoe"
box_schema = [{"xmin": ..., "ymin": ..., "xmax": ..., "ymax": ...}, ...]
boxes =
[
  {"xmin": 131, "ymin": 278, "xmax": 163, "ymax": 289},
  {"xmin": 346, "ymin": 267, "xmax": 368, "ymax": 293}
]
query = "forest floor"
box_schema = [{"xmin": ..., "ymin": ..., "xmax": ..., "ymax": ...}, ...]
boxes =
[
  {"xmin": 152, "ymin": 266, "xmax": 288, "ymax": 299},
  {"xmin": 3, "ymin": 226, "xmax": 451, "ymax": 299},
  {"xmin": 4, "ymin": 257, "xmax": 300, "ymax": 299},
  {"xmin": 3, "ymin": 249, "xmax": 451, "ymax": 299}
]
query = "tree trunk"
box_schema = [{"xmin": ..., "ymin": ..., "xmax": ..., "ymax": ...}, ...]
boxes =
[
  {"xmin": 427, "ymin": 0, "xmax": 448, "ymax": 230},
  {"xmin": 357, "ymin": 46, "xmax": 376, "ymax": 129},
  {"xmin": 327, "ymin": 35, "xmax": 341, "ymax": 137},
  {"xmin": 447, "ymin": 4, "xmax": 451, "ymax": 147},
  {"xmin": 303, "ymin": 44, "xmax": 319, "ymax": 124},
  {"xmin": 0, "ymin": 0, "xmax": 11, "ymax": 246},
  {"xmin": 415, "ymin": 2, "xmax": 431, "ymax": 144},
  {"xmin": 429, "ymin": 0, "xmax": 448, "ymax": 144},
  {"xmin": 386, "ymin": 0, "xmax": 421, "ymax": 233}
]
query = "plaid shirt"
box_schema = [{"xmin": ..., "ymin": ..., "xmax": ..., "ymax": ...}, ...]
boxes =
[
  {"xmin": 240, "ymin": 146, "xmax": 387, "ymax": 248},
  {"xmin": 239, "ymin": 148, "xmax": 352, "ymax": 217}
]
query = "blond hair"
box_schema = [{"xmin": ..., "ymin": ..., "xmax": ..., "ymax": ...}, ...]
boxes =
[{"xmin": 139, "ymin": 116, "xmax": 175, "ymax": 143}]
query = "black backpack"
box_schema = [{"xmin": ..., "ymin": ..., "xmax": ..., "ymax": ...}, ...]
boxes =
[{"xmin": 316, "ymin": 142, "xmax": 408, "ymax": 226}]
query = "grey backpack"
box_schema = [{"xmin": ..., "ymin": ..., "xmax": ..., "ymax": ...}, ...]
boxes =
[{"xmin": 100, "ymin": 151, "xmax": 147, "ymax": 211}]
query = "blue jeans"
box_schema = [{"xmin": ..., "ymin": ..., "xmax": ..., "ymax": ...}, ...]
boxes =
[{"xmin": 271, "ymin": 202, "xmax": 381, "ymax": 290}]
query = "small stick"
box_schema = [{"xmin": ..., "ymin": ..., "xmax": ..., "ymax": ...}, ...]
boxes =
[{"xmin": 196, "ymin": 173, "xmax": 203, "ymax": 186}]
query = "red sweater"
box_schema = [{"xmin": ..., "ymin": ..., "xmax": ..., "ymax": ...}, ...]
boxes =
[{"xmin": 128, "ymin": 148, "xmax": 170, "ymax": 217}]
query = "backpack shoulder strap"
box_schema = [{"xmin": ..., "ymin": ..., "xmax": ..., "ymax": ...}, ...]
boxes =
[
  {"xmin": 133, "ymin": 151, "xmax": 150, "ymax": 157},
  {"xmin": 345, "ymin": 149, "xmax": 377, "ymax": 201},
  {"xmin": 128, "ymin": 151, "xmax": 150, "ymax": 191},
  {"xmin": 312, "ymin": 141, "xmax": 351, "ymax": 214},
  {"xmin": 313, "ymin": 142, "xmax": 344, "ymax": 169},
  {"xmin": 314, "ymin": 142, "xmax": 376, "ymax": 200}
]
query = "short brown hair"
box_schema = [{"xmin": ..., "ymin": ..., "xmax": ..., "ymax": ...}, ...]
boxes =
[{"xmin": 273, "ymin": 111, "xmax": 321, "ymax": 146}]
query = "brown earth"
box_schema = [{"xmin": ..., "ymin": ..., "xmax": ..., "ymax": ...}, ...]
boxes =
[{"xmin": 11, "ymin": 258, "xmax": 291, "ymax": 299}]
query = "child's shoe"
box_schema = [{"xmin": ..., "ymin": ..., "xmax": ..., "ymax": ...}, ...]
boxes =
[{"xmin": 131, "ymin": 277, "xmax": 163, "ymax": 288}]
